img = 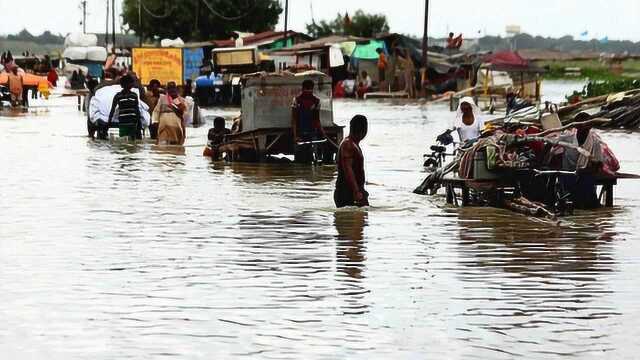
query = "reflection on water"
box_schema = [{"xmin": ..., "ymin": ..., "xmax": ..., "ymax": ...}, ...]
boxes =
[
  {"xmin": 335, "ymin": 210, "xmax": 369, "ymax": 315},
  {"xmin": 1, "ymin": 81, "xmax": 640, "ymax": 359}
]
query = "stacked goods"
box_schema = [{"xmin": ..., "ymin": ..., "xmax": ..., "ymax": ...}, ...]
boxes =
[
  {"xmin": 489, "ymin": 88, "xmax": 640, "ymax": 130},
  {"xmin": 64, "ymin": 33, "xmax": 99, "ymax": 48},
  {"xmin": 62, "ymin": 33, "xmax": 108, "ymax": 81},
  {"xmin": 63, "ymin": 45, "xmax": 107, "ymax": 62},
  {"xmin": 558, "ymin": 89, "xmax": 640, "ymax": 129},
  {"xmin": 415, "ymin": 119, "xmax": 622, "ymax": 217},
  {"xmin": 62, "ymin": 47, "xmax": 88, "ymax": 61}
]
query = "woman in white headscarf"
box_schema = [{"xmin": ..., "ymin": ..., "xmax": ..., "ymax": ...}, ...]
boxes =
[{"xmin": 452, "ymin": 97, "xmax": 485, "ymax": 143}]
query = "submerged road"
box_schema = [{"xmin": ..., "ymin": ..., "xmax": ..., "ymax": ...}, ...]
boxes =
[{"xmin": 1, "ymin": 81, "xmax": 639, "ymax": 359}]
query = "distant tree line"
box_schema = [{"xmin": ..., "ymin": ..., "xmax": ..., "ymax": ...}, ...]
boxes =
[
  {"xmin": 476, "ymin": 33, "xmax": 640, "ymax": 54},
  {"xmin": 1, "ymin": 30, "xmax": 65, "ymax": 45}
]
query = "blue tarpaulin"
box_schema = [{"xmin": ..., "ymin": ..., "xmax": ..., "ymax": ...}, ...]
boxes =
[
  {"xmin": 85, "ymin": 62, "xmax": 103, "ymax": 78},
  {"xmin": 183, "ymin": 48, "xmax": 204, "ymax": 81}
]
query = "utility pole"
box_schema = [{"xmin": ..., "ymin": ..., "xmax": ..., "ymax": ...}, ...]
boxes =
[
  {"xmin": 81, "ymin": 1, "xmax": 87, "ymax": 34},
  {"xmin": 105, "ymin": 0, "xmax": 110, "ymax": 49},
  {"xmin": 112, "ymin": 0, "xmax": 116, "ymax": 54},
  {"xmin": 138, "ymin": 0, "xmax": 142, "ymax": 47},
  {"xmin": 283, "ymin": 0, "xmax": 289, "ymax": 45},
  {"xmin": 422, "ymin": 0, "xmax": 429, "ymax": 69}
]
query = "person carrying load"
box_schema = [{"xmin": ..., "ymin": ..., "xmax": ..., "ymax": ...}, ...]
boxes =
[{"xmin": 108, "ymin": 74, "xmax": 143, "ymax": 140}]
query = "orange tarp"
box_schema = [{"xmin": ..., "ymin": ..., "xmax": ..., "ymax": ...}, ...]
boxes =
[{"xmin": 0, "ymin": 72, "xmax": 49, "ymax": 87}]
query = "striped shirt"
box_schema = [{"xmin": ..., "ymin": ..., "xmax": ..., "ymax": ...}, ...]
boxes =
[{"xmin": 112, "ymin": 91, "xmax": 140, "ymax": 126}]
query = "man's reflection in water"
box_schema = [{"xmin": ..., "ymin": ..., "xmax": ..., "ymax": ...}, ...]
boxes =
[
  {"xmin": 334, "ymin": 210, "xmax": 368, "ymax": 279},
  {"xmin": 334, "ymin": 210, "xmax": 370, "ymax": 315}
]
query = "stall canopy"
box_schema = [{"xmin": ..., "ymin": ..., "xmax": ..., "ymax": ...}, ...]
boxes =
[
  {"xmin": 482, "ymin": 51, "xmax": 544, "ymax": 72},
  {"xmin": 350, "ymin": 40, "xmax": 387, "ymax": 59}
]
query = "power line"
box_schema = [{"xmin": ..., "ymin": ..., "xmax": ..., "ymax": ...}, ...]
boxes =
[
  {"xmin": 80, "ymin": 1, "xmax": 87, "ymax": 33},
  {"xmin": 200, "ymin": 0, "xmax": 258, "ymax": 21},
  {"xmin": 141, "ymin": 0, "xmax": 174, "ymax": 19}
]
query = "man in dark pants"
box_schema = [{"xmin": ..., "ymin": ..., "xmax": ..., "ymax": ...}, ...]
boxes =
[
  {"xmin": 291, "ymin": 79, "xmax": 329, "ymax": 162},
  {"xmin": 334, "ymin": 115, "xmax": 369, "ymax": 208}
]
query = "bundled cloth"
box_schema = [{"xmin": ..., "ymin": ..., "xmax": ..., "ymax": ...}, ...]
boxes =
[
  {"xmin": 89, "ymin": 84, "xmax": 150, "ymax": 127},
  {"xmin": 456, "ymin": 126, "xmax": 620, "ymax": 180}
]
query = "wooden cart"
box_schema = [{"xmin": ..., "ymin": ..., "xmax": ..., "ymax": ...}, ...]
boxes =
[{"xmin": 215, "ymin": 72, "xmax": 344, "ymax": 162}]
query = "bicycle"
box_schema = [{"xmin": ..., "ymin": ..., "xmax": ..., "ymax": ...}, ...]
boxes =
[{"xmin": 532, "ymin": 169, "xmax": 577, "ymax": 216}]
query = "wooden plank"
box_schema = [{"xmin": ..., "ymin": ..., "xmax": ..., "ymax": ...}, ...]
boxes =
[
  {"xmin": 462, "ymin": 186, "xmax": 470, "ymax": 206},
  {"xmin": 605, "ymin": 184, "xmax": 614, "ymax": 207},
  {"xmin": 265, "ymin": 134, "xmax": 283, "ymax": 152}
]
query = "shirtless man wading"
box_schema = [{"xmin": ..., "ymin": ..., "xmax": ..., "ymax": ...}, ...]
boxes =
[{"xmin": 334, "ymin": 115, "xmax": 369, "ymax": 208}]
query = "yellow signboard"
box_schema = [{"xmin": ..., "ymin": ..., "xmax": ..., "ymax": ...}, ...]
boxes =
[
  {"xmin": 215, "ymin": 49, "xmax": 255, "ymax": 66},
  {"xmin": 132, "ymin": 48, "xmax": 183, "ymax": 86}
]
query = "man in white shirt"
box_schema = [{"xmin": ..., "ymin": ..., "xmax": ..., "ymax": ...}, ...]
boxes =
[{"xmin": 357, "ymin": 71, "xmax": 373, "ymax": 99}]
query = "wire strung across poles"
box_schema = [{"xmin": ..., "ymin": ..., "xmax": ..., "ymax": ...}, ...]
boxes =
[
  {"xmin": 199, "ymin": 0, "xmax": 258, "ymax": 21},
  {"xmin": 140, "ymin": 0, "xmax": 174, "ymax": 19}
]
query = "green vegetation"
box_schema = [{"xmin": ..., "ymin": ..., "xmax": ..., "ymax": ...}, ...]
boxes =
[
  {"xmin": 538, "ymin": 59, "xmax": 640, "ymax": 81},
  {"xmin": 566, "ymin": 79, "xmax": 640, "ymax": 102},
  {"xmin": 306, "ymin": 10, "xmax": 390, "ymax": 38},
  {"xmin": 478, "ymin": 34, "xmax": 640, "ymax": 53},
  {"xmin": 121, "ymin": 0, "xmax": 282, "ymax": 42}
]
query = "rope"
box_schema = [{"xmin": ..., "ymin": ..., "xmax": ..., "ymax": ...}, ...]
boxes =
[
  {"xmin": 200, "ymin": 0, "xmax": 258, "ymax": 21},
  {"xmin": 141, "ymin": 0, "xmax": 174, "ymax": 19}
]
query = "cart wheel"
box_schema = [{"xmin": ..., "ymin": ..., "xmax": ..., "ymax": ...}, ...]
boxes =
[
  {"xmin": 294, "ymin": 144, "xmax": 312, "ymax": 164},
  {"xmin": 322, "ymin": 146, "xmax": 335, "ymax": 164}
]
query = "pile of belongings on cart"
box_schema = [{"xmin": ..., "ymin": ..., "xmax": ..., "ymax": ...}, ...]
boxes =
[
  {"xmin": 557, "ymin": 89, "xmax": 640, "ymax": 129},
  {"xmin": 415, "ymin": 117, "xmax": 621, "ymax": 218},
  {"xmin": 495, "ymin": 88, "xmax": 640, "ymax": 131}
]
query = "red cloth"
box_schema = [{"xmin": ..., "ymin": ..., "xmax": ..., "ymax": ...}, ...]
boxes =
[
  {"xmin": 333, "ymin": 81, "xmax": 345, "ymax": 98},
  {"xmin": 47, "ymin": 69, "xmax": 58, "ymax": 87},
  {"xmin": 601, "ymin": 143, "xmax": 620, "ymax": 176},
  {"xmin": 484, "ymin": 51, "xmax": 529, "ymax": 68},
  {"xmin": 293, "ymin": 91, "xmax": 321, "ymax": 130}
]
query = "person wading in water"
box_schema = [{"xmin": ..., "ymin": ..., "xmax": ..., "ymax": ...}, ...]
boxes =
[
  {"xmin": 108, "ymin": 74, "xmax": 143, "ymax": 140},
  {"xmin": 334, "ymin": 115, "xmax": 369, "ymax": 208}
]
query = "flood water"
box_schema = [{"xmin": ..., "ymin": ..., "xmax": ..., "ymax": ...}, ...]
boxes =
[{"xmin": 2, "ymin": 81, "xmax": 640, "ymax": 359}]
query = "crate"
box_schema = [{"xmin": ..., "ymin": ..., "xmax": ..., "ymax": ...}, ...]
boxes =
[{"xmin": 473, "ymin": 150, "xmax": 501, "ymax": 180}]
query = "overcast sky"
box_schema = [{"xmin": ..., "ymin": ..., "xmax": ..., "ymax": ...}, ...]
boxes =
[{"xmin": 1, "ymin": 0, "xmax": 639, "ymax": 41}]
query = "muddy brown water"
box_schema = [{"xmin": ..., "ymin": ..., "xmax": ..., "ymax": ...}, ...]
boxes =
[{"xmin": 1, "ymin": 81, "xmax": 640, "ymax": 359}]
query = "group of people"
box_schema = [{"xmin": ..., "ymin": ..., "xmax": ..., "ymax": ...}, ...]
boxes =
[
  {"xmin": 92, "ymin": 70, "xmax": 190, "ymax": 145},
  {"xmin": 334, "ymin": 47, "xmax": 417, "ymax": 99},
  {"xmin": 1, "ymin": 51, "xmax": 15, "ymax": 66},
  {"xmin": 335, "ymin": 71, "xmax": 373, "ymax": 99},
  {"xmin": 1, "ymin": 51, "xmax": 58, "ymax": 108}
]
